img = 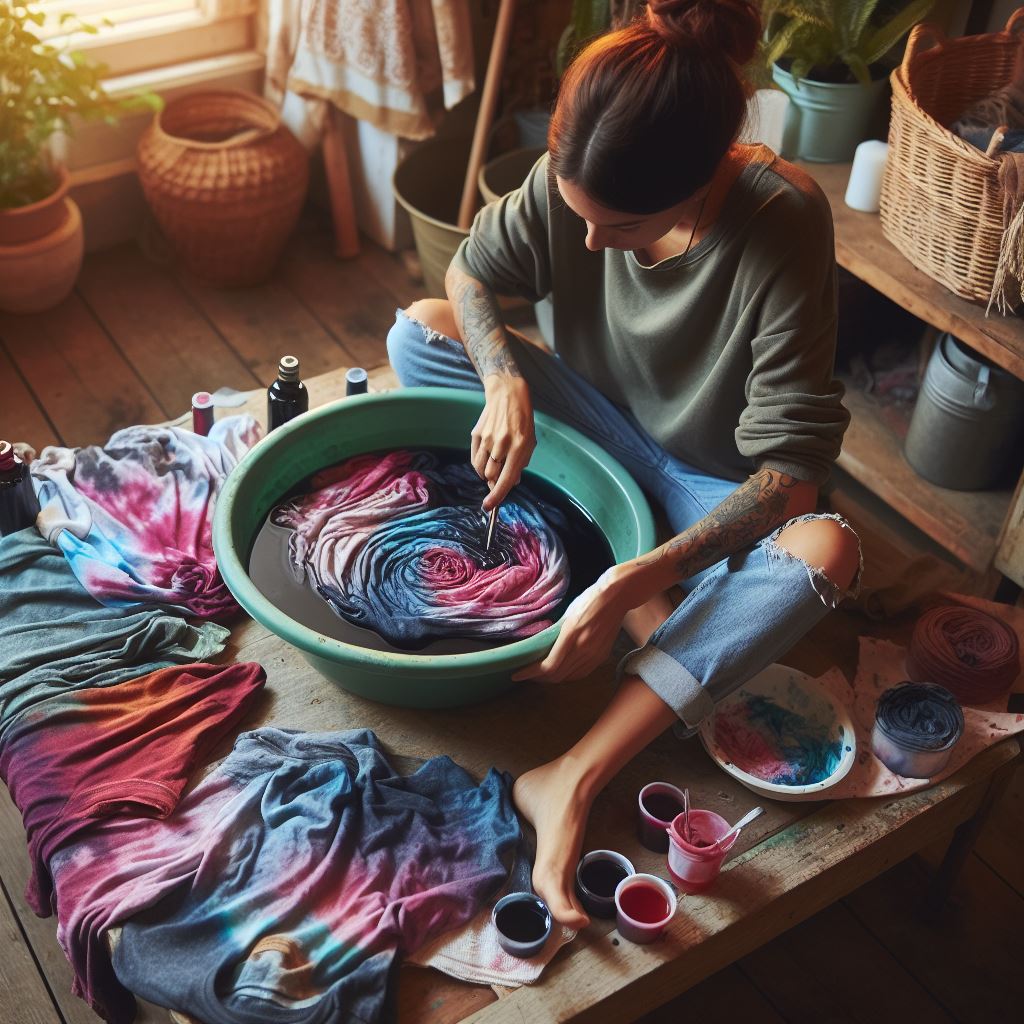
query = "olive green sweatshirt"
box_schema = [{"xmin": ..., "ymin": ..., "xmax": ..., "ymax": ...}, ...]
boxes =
[{"xmin": 451, "ymin": 146, "xmax": 848, "ymax": 486}]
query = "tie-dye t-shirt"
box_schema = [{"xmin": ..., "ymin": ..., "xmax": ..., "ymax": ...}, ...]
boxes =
[
  {"xmin": 49, "ymin": 729, "xmax": 519, "ymax": 1024},
  {"xmin": 32, "ymin": 415, "xmax": 261, "ymax": 620},
  {"xmin": 272, "ymin": 450, "xmax": 568, "ymax": 647},
  {"xmin": 0, "ymin": 529, "xmax": 228, "ymax": 740},
  {"xmin": 0, "ymin": 662, "xmax": 265, "ymax": 924}
]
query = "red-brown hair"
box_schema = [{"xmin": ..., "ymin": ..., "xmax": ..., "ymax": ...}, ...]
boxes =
[{"xmin": 549, "ymin": 0, "xmax": 760, "ymax": 214}]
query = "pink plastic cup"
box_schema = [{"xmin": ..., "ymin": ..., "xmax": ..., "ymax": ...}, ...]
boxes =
[
  {"xmin": 613, "ymin": 873, "xmax": 676, "ymax": 944},
  {"xmin": 666, "ymin": 809, "xmax": 738, "ymax": 894}
]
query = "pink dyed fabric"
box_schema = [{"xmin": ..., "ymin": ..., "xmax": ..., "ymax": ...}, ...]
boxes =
[
  {"xmin": 273, "ymin": 450, "xmax": 569, "ymax": 648},
  {"xmin": 32, "ymin": 416, "xmax": 261, "ymax": 620}
]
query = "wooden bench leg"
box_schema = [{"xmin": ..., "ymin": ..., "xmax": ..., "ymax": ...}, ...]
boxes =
[
  {"xmin": 323, "ymin": 105, "xmax": 360, "ymax": 261},
  {"xmin": 922, "ymin": 757, "xmax": 1020, "ymax": 917}
]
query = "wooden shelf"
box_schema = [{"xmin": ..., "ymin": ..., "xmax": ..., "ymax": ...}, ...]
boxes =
[
  {"xmin": 836, "ymin": 382, "xmax": 1012, "ymax": 574},
  {"xmin": 801, "ymin": 161, "xmax": 1024, "ymax": 380}
]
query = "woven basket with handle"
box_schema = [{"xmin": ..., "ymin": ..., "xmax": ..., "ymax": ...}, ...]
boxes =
[
  {"xmin": 137, "ymin": 90, "xmax": 309, "ymax": 287},
  {"xmin": 879, "ymin": 9, "xmax": 1024, "ymax": 308}
]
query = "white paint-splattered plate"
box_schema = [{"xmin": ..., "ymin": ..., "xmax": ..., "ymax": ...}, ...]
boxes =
[{"xmin": 698, "ymin": 663, "xmax": 857, "ymax": 802}]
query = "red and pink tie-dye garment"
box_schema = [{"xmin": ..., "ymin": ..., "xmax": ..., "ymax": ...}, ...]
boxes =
[
  {"xmin": 32, "ymin": 416, "xmax": 261, "ymax": 620},
  {"xmin": 1, "ymin": 662, "xmax": 265, "ymax": 920}
]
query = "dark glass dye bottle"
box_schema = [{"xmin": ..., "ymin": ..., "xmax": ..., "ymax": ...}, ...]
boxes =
[
  {"xmin": 267, "ymin": 355, "xmax": 308, "ymax": 431},
  {"xmin": 0, "ymin": 440, "xmax": 41, "ymax": 536}
]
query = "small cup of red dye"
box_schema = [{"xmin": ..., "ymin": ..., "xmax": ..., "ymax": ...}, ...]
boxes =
[
  {"xmin": 637, "ymin": 782, "xmax": 687, "ymax": 853},
  {"xmin": 575, "ymin": 850, "xmax": 636, "ymax": 919},
  {"xmin": 666, "ymin": 809, "xmax": 738, "ymax": 893},
  {"xmin": 614, "ymin": 873, "xmax": 676, "ymax": 944},
  {"xmin": 491, "ymin": 892, "xmax": 552, "ymax": 958}
]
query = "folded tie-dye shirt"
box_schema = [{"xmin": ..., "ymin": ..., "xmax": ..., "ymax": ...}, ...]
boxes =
[
  {"xmin": 32, "ymin": 415, "xmax": 261, "ymax": 620},
  {"xmin": 0, "ymin": 529, "xmax": 228, "ymax": 741},
  {"xmin": 51, "ymin": 729, "xmax": 519, "ymax": 1024},
  {"xmin": 272, "ymin": 450, "xmax": 569, "ymax": 647}
]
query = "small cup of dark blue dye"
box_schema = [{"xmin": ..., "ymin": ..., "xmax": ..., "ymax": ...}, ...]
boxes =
[
  {"xmin": 575, "ymin": 850, "xmax": 636, "ymax": 919},
  {"xmin": 491, "ymin": 892, "xmax": 552, "ymax": 958},
  {"xmin": 637, "ymin": 781, "xmax": 687, "ymax": 853}
]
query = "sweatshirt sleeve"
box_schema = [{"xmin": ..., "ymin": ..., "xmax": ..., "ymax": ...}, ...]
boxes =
[
  {"xmin": 735, "ymin": 173, "xmax": 849, "ymax": 486},
  {"xmin": 449, "ymin": 153, "xmax": 552, "ymax": 303}
]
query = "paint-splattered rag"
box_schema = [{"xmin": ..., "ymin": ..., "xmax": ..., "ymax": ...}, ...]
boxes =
[
  {"xmin": 273, "ymin": 450, "xmax": 569, "ymax": 648},
  {"xmin": 32, "ymin": 416, "xmax": 261, "ymax": 620},
  {"xmin": 49, "ymin": 729, "xmax": 519, "ymax": 1024}
]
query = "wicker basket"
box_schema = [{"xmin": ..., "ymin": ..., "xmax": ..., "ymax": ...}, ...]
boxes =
[
  {"xmin": 879, "ymin": 9, "xmax": 1024, "ymax": 307},
  {"xmin": 137, "ymin": 91, "xmax": 309, "ymax": 287}
]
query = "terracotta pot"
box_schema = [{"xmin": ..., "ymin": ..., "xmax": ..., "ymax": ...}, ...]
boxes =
[{"xmin": 0, "ymin": 167, "xmax": 84, "ymax": 314}]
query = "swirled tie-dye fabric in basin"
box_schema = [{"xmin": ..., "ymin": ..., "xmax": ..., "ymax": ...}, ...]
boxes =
[{"xmin": 261, "ymin": 450, "xmax": 573, "ymax": 650}]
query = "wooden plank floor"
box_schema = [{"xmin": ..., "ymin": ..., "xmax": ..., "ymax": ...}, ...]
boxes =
[{"xmin": 0, "ymin": 217, "xmax": 1019, "ymax": 1024}]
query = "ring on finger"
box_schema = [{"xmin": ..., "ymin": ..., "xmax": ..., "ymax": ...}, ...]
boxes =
[{"xmin": 488, "ymin": 453, "xmax": 505, "ymax": 464}]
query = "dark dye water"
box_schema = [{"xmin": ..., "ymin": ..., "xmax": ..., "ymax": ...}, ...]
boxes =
[
  {"xmin": 642, "ymin": 793, "xmax": 684, "ymax": 823},
  {"xmin": 247, "ymin": 447, "xmax": 614, "ymax": 656},
  {"xmin": 579, "ymin": 859, "xmax": 629, "ymax": 899},
  {"xmin": 495, "ymin": 901, "xmax": 549, "ymax": 943},
  {"xmin": 619, "ymin": 884, "xmax": 670, "ymax": 924}
]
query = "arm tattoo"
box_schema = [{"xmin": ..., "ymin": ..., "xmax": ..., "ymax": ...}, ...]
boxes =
[
  {"xmin": 447, "ymin": 266, "xmax": 522, "ymax": 379},
  {"xmin": 635, "ymin": 469, "xmax": 801, "ymax": 580}
]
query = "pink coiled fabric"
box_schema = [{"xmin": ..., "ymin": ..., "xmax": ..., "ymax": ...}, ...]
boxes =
[
  {"xmin": 273, "ymin": 450, "xmax": 570, "ymax": 648},
  {"xmin": 907, "ymin": 605, "xmax": 1020, "ymax": 705}
]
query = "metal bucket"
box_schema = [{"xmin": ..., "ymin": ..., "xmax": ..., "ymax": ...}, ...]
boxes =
[
  {"xmin": 392, "ymin": 138, "xmax": 471, "ymax": 298},
  {"xmin": 477, "ymin": 147, "xmax": 545, "ymax": 205},
  {"xmin": 904, "ymin": 333, "xmax": 1024, "ymax": 490}
]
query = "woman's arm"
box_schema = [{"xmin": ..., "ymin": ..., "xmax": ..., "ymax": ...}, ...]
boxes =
[
  {"xmin": 514, "ymin": 467, "xmax": 817, "ymax": 683},
  {"xmin": 445, "ymin": 263, "xmax": 536, "ymax": 510}
]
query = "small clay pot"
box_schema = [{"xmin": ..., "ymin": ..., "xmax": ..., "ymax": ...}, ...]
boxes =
[{"xmin": 0, "ymin": 166, "xmax": 84, "ymax": 314}]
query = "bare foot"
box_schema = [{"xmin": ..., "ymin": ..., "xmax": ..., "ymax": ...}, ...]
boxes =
[{"xmin": 513, "ymin": 759, "xmax": 593, "ymax": 930}]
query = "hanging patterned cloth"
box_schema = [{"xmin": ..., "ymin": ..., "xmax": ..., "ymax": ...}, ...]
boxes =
[{"xmin": 265, "ymin": 0, "xmax": 475, "ymax": 140}]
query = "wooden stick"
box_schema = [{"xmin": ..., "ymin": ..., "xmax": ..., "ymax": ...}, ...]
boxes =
[
  {"xmin": 323, "ymin": 105, "xmax": 361, "ymax": 260},
  {"xmin": 457, "ymin": 0, "xmax": 517, "ymax": 230}
]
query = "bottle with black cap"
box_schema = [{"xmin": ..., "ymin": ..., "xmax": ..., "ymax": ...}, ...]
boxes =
[
  {"xmin": 267, "ymin": 355, "xmax": 308, "ymax": 431},
  {"xmin": 0, "ymin": 440, "xmax": 41, "ymax": 536}
]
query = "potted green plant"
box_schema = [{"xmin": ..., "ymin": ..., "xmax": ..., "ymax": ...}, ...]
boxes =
[
  {"xmin": 763, "ymin": 0, "xmax": 934, "ymax": 162},
  {"xmin": 0, "ymin": 2, "xmax": 157, "ymax": 313}
]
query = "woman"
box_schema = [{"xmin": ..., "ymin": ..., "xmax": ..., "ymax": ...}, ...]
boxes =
[{"xmin": 387, "ymin": 0, "xmax": 862, "ymax": 927}]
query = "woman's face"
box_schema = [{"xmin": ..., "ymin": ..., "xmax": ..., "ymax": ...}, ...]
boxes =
[{"xmin": 555, "ymin": 175, "xmax": 700, "ymax": 252}]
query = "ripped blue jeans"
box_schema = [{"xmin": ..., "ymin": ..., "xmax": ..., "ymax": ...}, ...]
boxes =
[{"xmin": 387, "ymin": 310, "xmax": 862, "ymax": 732}]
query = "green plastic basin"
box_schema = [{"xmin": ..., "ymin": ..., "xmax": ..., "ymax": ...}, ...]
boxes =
[{"xmin": 213, "ymin": 388, "xmax": 655, "ymax": 708}]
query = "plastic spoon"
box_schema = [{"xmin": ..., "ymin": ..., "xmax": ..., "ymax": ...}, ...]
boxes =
[
  {"xmin": 682, "ymin": 788, "xmax": 692, "ymax": 844},
  {"xmin": 707, "ymin": 806, "xmax": 765, "ymax": 852}
]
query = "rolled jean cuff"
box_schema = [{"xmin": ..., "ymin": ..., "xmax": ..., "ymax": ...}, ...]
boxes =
[{"xmin": 617, "ymin": 645, "xmax": 715, "ymax": 733}]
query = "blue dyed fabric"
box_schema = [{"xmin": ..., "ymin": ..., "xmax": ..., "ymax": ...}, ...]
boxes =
[
  {"xmin": 105, "ymin": 729, "xmax": 520, "ymax": 1024},
  {"xmin": 273, "ymin": 451, "xmax": 569, "ymax": 648},
  {"xmin": 0, "ymin": 528, "xmax": 228, "ymax": 741}
]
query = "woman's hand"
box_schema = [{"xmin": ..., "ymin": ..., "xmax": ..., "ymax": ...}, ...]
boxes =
[
  {"xmin": 471, "ymin": 376, "xmax": 536, "ymax": 511},
  {"xmin": 512, "ymin": 566, "xmax": 636, "ymax": 683}
]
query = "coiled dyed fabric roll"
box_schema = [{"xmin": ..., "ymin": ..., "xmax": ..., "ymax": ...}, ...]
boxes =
[
  {"xmin": 871, "ymin": 682, "xmax": 965, "ymax": 779},
  {"xmin": 907, "ymin": 606, "xmax": 1020, "ymax": 705},
  {"xmin": 273, "ymin": 451, "xmax": 569, "ymax": 648}
]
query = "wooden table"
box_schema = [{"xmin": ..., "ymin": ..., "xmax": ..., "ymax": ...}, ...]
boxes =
[{"xmin": 1, "ymin": 366, "xmax": 1019, "ymax": 1024}]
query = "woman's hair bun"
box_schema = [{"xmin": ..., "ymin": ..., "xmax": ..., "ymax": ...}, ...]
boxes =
[{"xmin": 646, "ymin": 0, "xmax": 760, "ymax": 65}]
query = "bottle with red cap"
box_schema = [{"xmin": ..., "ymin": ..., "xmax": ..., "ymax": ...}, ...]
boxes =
[{"xmin": 0, "ymin": 441, "xmax": 41, "ymax": 536}]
